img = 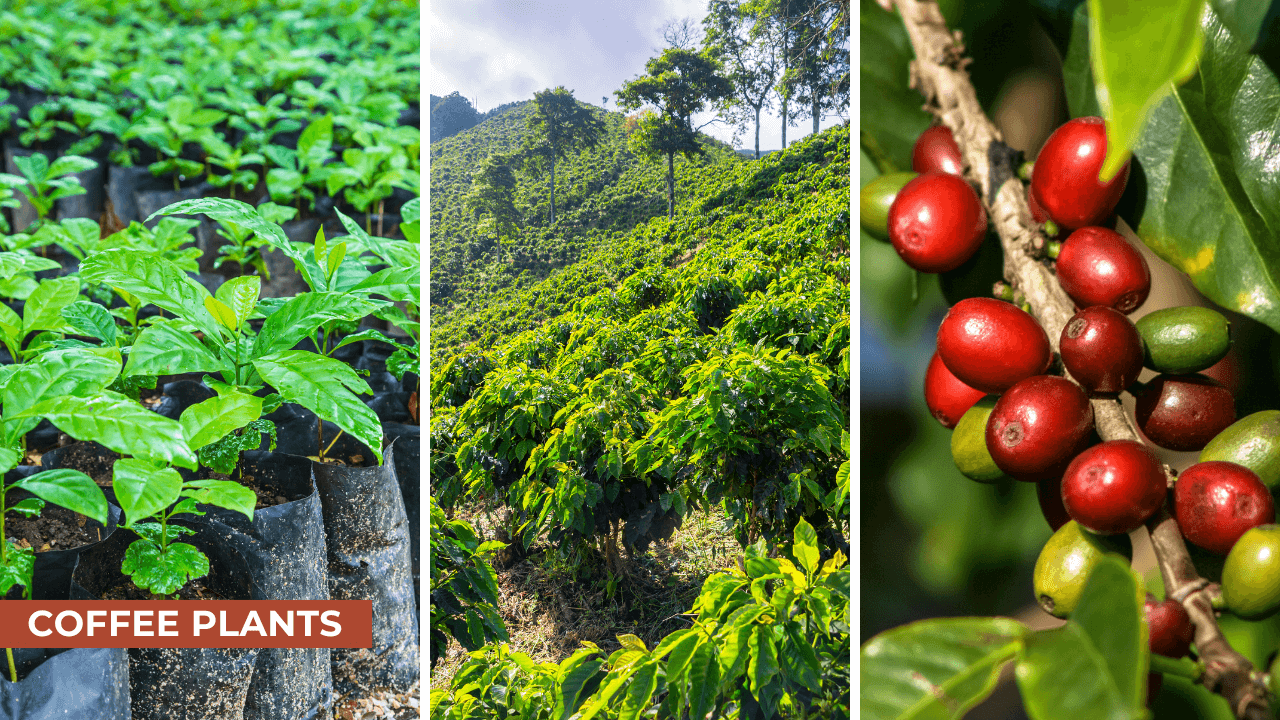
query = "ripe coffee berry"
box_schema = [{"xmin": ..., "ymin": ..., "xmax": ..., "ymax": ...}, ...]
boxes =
[
  {"xmin": 987, "ymin": 375, "xmax": 1094, "ymax": 480},
  {"xmin": 1144, "ymin": 594, "xmax": 1195, "ymax": 658},
  {"xmin": 1174, "ymin": 461, "xmax": 1274, "ymax": 555},
  {"xmin": 924, "ymin": 350, "xmax": 986, "ymax": 429},
  {"xmin": 912, "ymin": 125, "xmax": 964, "ymax": 176},
  {"xmin": 1055, "ymin": 226, "xmax": 1151, "ymax": 313},
  {"xmin": 1059, "ymin": 306, "xmax": 1144, "ymax": 394},
  {"xmin": 887, "ymin": 173, "xmax": 988, "ymax": 273},
  {"xmin": 1135, "ymin": 374, "xmax": 1236, "ymax": 452},
  {"xmin": 1030, "ymin": 116, "xmax": 1130, "ymax": 230},
  {"xmin": 1061, "ymin": 440, "xmax": 1166, "ymax": 534},
  {"xmin": 936, "ymin": 297, "xmax": 1052, "ymax": 394}
]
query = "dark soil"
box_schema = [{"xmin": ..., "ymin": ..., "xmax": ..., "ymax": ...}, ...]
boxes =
[
  {"xmin": 201, "ymin": 470, "xmax": 293, "ymax": 511},
  {"xmin": 7, "ymin": 502, "xmax": 107, "ymax": 551}
]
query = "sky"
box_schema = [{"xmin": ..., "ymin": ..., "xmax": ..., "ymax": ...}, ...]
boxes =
[{"xmin": 428, "ymin": 0, "xmax": 848, "ymax": 152}]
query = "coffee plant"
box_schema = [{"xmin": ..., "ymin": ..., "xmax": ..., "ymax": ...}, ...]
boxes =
[{"xmin": 861, "ymin": 0, "xmax": 1280, "ymax": 718}]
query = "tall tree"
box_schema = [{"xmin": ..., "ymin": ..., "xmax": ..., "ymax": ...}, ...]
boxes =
[
  {"xmin": 615, "ymin": 49, "xmax": 733, "ymax": 219},
  {"xmin": 703, "ymin": 0, "xmax": 778, "ymax": 159},
  {"xmin": 464, "ymin": 154, "xmax": 520, "ymax": 263},
  {"xmin": 782, "ymin": 0, "xmax": 848, "ymax": 134},
  {"xmin": 521, "ymin": 87, "xmax": 605, "ymax": 225}
]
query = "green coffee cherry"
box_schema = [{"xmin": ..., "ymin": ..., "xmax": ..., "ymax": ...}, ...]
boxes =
[
  {"xmin": 1222, "ymin": 524, "xmax": 1280, "ymax": 620},
  {"xmin": 1033, "ymin": 520, "xmax": 1131, "ymax": 618},
  {"xmin": 859, "ymin": 171, "xmax": 917, "ymax": 241},
  {"xmin": 1134, "ymin": 306, "xmax": 1230, "ymax": 374},
  {"xmin": 1201, "ymin": 411, "xmax": 1280, "ymax": 490},
  {"xmin": 950, "ymin": 396, "xmax": 1006, "ymax": 482}
]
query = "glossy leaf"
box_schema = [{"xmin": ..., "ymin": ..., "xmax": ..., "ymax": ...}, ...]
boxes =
[
  {"xmin": 28, "ymin": 393, "xmax": 198, "ymax": 470},
  {"xmin": 1, "ymin": 348, "xmax": 121, "ymax": 443},
  {"xmin": 215, "ymin": 275, "xmax": 260, "ymax": 329},
  {"xmin": 687, "ymin": 639, "xmax": 719, "ymax": 720},
  {"xmin": 183, "ymin": 479, "xmax": 256, "ymax": 520},
  {"xmin": 23, "ymin": 276, "xmax": 80, "ymax": 336},
  {"xmin": 113, "ymin": 458, "xmax": 184, "ymax": 524},
  {"xmin": 252, "ymin": 350, "xmax": 382, "ymax": 463},
  {"xmin": 861, "ymin": 617, "xmax": 1026, "ymax": 719},
  {"xmin": 62, "ymin": 301, "xmax": 118, "ymax": 346},
  {"xmin": 123, "ymin": 539, "xmax": 209, "ymax": 596},
  {"xmin": 350, "ymin": 266, "xmax": 420, "ymax": 303},
  {"xmin": 1209, "ymin": 0, "xmax": 1272, "ymax": 46},
  {"xmin": 180, "ymin": 392, "xmax": 263, "ymax": 450},
  {"xmin": 13, "ymin": 469, "xmax": 106, "ymax": 525},
  {"xmin": 618, "ymin": 660, "xmax": 658, "ymax": 720},
  {"xmin": 251, "ymin": 292, "xmax": 377, "ymax": 358},
  {"xmin": 1088, "ymin": 0, "xmax": 1205, "ymax": 181},
  {"xmin": 1071, "ymin": 555, "xmax": 1148, "ymax": 710},
  {"xmin": 1015, "ymin": 622, "xmax": 1139, "ymax": 720},
  {"xmin": 125, "ymin": 321, "xmax": 229, "ymax": 377},
  {"xmin": 79, "ymin": 249, "xmax": 221, "ymax": 339},
  {"xmin": 0, "ymin": 541, "xmax": 34, "ymax": 597},
  {"xmin": 1065, "ymin": 4, "xmax": 1280, "ymax": 333},
  {"xmin": 204, "ymin": 296, "xmax": 238, "ymax": 333}
]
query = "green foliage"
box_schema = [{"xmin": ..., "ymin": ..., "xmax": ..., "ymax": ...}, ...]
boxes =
[
  {"xmin": 433, "ymin": 519, "xmax": 850, "ymax": 718},
  {"xmin": 429, "ymin": 498, "xmax": 509, "ymax": 668}
]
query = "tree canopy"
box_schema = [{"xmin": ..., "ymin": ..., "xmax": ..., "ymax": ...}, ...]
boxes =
[{"xmin": 521, "ymin": 86, "xmax": 606, "ymax": 224}]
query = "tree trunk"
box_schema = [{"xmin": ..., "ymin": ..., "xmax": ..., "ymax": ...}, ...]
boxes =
[
  {"xmin": 754, "ymin": 106, "xmax": 761, "ymax": 160},
  {"xmin": 781, "ymin": 95, "xmax": 788, "ymax": 149},
  {"xmin": 813, "ymin": 96, "xmax": 820, "ymax": 135},
  {"xmin": 549, "ymin": 156, "xmax": 556, "ymax": 224},
  {"xmin": 666, "ymin": 152, "xmax": 675, "ymax": 219}
]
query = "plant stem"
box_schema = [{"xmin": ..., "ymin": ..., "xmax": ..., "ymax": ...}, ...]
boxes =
[
  {"xmin": 321, "ymin": 430, "xmax": 344, "ymax": 460},
  {"xmin": 5, "ymin": 648, "xmax": 14, "ymax": 683},
  {"xmin": 1151, "ymin": 653, "xmax": 1204, "ymax": 682},
  {"xmin": 889, "ymin": 1, "xmax": 1271, "ymax": 717}
]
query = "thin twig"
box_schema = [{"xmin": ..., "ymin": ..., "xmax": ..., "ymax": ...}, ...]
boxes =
[{"xmin": 889, "ymin": 0, "xmax": 1271, "ymax": 716}]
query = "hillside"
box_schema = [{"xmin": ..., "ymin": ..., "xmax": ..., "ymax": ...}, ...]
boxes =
[{"xmin": 429, "ymin": 100, "xmax": 742, "ymax": 353}]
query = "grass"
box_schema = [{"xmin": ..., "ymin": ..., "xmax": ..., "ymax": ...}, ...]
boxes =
[{"xmin": 428, "ymin": 502, "xmax": 741, "ymax": 693}]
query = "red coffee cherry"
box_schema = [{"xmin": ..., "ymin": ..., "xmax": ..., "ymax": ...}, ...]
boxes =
[
  {"xmin": 1030, "ymin": 116, "xmax": 1130, "ymax": 230},
  {"xmin": 887, "ymin": 173, "xmax": 988, "ymax": 273},
  {"xmin": 1059, "ymin": 306, "xmax": 1144, "ymax": 394},
  {"xmin": 1061, "ymin": 440, "xmax": 1166, "ymax": 534},
  {"xmin": 987, "ymin": 375, "xmax": 1095, "ymax": 480},
  {"xmin": 912, "ymin": 125, "xmax": 964, "ymax": 176},
  {"xmin": 1144, "ymin": 594, "xmax": 1195, "ymax": 658},
  {"xmin": 1135, "ymin": 374, "xmax": 1236, "ymax": 452},
  {"xmin": 924, "ymin": 350, "xmax": 986, "ymax": 429},
  {"xmin": 1056, "ymin": 226, "xmax": 1151, "ymax": 313},
  {"xmin": 936, "ymin": 298, "xmax": 1053, "ymax": 394},
  {"xmin": 1028, "ymin": 190, "xmax": 1047, "ymax": 223},
  {"xmin": 1037, "ymin": 475, "xmax": 1071, "ymax": 531},
  {"xmin": 1174, "ymin": 461, "xmax": 1274, "ymax": 555}
]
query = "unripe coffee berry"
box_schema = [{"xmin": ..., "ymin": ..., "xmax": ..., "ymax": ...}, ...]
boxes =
[
  {"xmin": 936, "ymin": 297, "xmax": 1052, "ymax": 394},
  {"xmin": 1034, "ymin": 520, "xmax": 1130, "ymax": 618},
  {"xmin": 1174, "ymin": 461, "xmax": 1274, "ymax": 555},
  {"xmin": 1135, "ymin": 374, "xmax": 1235, "ymax": 452},
  {"xmin": 1143, "ymin": 594, "xmax": 1195, "ymax": 658},
  {"xmin": 924, "ymin": 350, "xmax": 986, "ymax": 429},
  {"xmin": 1222, "ymin": 524, "xmax": 1280, "ymax": 620},
  {"xmin": 951, "ymin": 397, "xmax": 1007, "ymax": 482},
  {"xmin": 860, "ymin": 171, "xmax": 918, "ymax": 242},
  {"xmin": 1135, "ymin": 306, "xmax": 1231, "ymax": 375},
  {"xmin": 1061, "ymin": 440, "xmax": 1166, "ymax": 534},
  {"xmin": 912, "ymin": 125, "xmax": 964, "ymax": 176},
  {"xmin": 1055, "ymin": 226, "xmax": 1151, "ymax": 313},
  {"xmin": 1030, "ymin": 117, "xmax": 1130, "ymax": 230},
  {"xmin": 888, "ymin": 173, "xmax": 988, "ymax": 273},
  {"xmin": 987, "ymin": 375, "xmax": 1094, "ymax": 480},
  {"xmin": 1059, "ymin": 306, "xmax": 1144, "ymax": 394},
  {"xmin": 1201, "ymin": 410, "xmax": 1280, "ymax": 489}
]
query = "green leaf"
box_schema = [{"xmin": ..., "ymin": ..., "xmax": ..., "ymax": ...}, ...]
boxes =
[
  {"xmin": 0, "ymin": 447, "xmax": 22, "ymax": 474},
  {"xmin": 23, "ymin": 276, "xmax": 80, "ymax": 336},
  {"xmin": 557, "ymin": 657, "xmax": 604, "ymax": 720},
  {"xmin": 1015, "ymin": 622, "xmax": 1139, "ymax": 720},
  {"xmin": 28, "ymin": 393, "xmax": 198, "ymax": 470},
  {"xmin": 79, "ymin": 249, "xmax": 221, "ymax": 339},
  {"xmin": 1088, "ymin": 0, "xmax": 1206, "ymax": 181},
  {"xmin": 1208, "ymin": 0, "xmax": 1271, "ymax": 46},
  {"xmin": 0, "ymin": 541, "xmax": 34, "ymax": 597},
  {"xmin": 113, "ymin": 458, "xmax": 183, "ymax": 524},
  {"xmin": 180, "ymin": 392, "xmax": 263, "ymax": 450},
  {"xmin": 204, "ymin": 296, "xmax": 238, "ymax": 333},
  {"xmin": 125, "ymin": 321, "xmax": 229, "ymax": 377},
  {"xmin": 793, "ymin": 517, "xmax": 820, "ymax": 577},
  {"xmin": 13, "ymin": 469, "xmax": 106, "ymax": 525},
  {"xmin": 350, "ymin": 266, "xmax": 419, "ymax": 303},
  {"xmin": 861, "ymin": 617, "xmax": 1026, "ymax": 720},
  {"xmin": 618, "ymin": 660, "xmax": 658, "ymax": 720},
  {"xmin": 1065, "ymin": 3, "xmax": 1280, "ymax": 334},
  {"xmin": 8, "ymin": 497, "xmax": 44, "ymax": 517},
  {"xmin": 252, "ymin": 350, "xmax": 382, "ymax": 463},
  {"xmin": 1072, "ymin": 555, "xmax": 1148, "ymax": 710},
  {"xmin": 48, "ymin": 155, "xmax": 97, "ymax": 178},
  {"xmin": 62, "ymin": 301, "xmax": 118, "ymax": 346},
  {"xmin": 198, "ymin": 419, "xmax": 275, "ymax": 475},
  {"xmin": 122, "ymin": 539, "xmax": 209, "ymax": 596},
  {"xmin": 748, "ymin": 625, "xmax": 778, "ymax": 699},
  {"xmin": 251, "ymin": 292, "xmax": 377, "ymax": 358},
  {"xmin": 146, "ymin": 198, "xmax": 310, "ymax": 285},
  {"xmin": 215, "ymin": 275, "xmax": 260, "ymax": 329},
  {"xmin": 1, "ymin": 348, "xmax": 121, "ymax": 439},
  {"xmin": 183, "ymin": 479, "xmax": 256, "ymax": 520},
  {"xmin": 687, "ymin": 639, "xmax": 719, "ymax": 720}
]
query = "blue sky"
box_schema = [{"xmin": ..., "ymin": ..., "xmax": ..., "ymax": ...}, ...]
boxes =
[{"xmin": 428, "ymin": 0, "xmax": 847, "ymax": 150}]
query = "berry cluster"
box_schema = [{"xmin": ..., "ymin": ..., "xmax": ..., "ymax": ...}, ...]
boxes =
[{"xmin": 862, "ymin": 117, "xmax": 1280, "ymax": 702}]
